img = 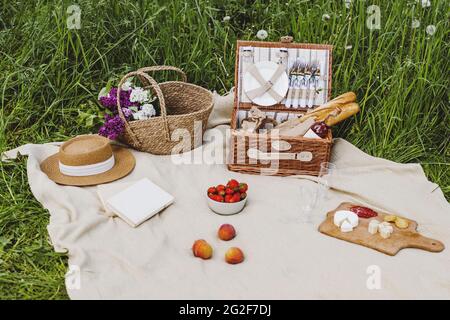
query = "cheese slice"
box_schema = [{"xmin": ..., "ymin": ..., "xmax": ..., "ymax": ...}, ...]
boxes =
[
  {"xmin": 379, "ymin": 227, "xmax": 392, "ymax": 239},
  {"xmin": 378, "ymin": 222, "xmax": 394, "ymax": 239},
  {"xmin": 368, "ymin": 220, "xmax": 380, "ymax": 235},
  {"xmin": 378, "ymin": 222, "xmax": 393, "ymax": 233}
]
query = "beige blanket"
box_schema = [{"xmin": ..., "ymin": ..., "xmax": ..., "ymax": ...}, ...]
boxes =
[{"xmin": 4, "ymin": 92, "xmax": 450, "ymax": 299}]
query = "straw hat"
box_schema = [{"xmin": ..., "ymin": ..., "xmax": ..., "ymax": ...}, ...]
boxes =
[{"xmin": 41, "ymin": 135, "xmax": 135, "ymax": 186}]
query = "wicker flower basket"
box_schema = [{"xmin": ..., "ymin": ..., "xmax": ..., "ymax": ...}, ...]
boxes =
[{"xmin": 116, "ymin": 66, "xmax": 213, "ymax": 155}]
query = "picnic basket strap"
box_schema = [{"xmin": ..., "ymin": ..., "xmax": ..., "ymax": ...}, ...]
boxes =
[
  {"xmin": 138, "ymin": 65, "xmax": 187, "ymax": 82},
  {"xmin": 116, "ymin": 71, "xmax": 171, "ymax": 143}
]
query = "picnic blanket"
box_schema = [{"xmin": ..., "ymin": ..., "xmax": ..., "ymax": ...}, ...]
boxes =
[{"xmin": 4, "ymin": 91, "xmax": 450, "ymax": 299}]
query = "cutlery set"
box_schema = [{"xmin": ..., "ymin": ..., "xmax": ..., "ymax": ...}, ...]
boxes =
[{"xmin": 285, "ymin": 60, "xmax": 321, "ymax": 109}]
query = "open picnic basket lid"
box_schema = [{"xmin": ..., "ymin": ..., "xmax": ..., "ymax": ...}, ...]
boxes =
[{"xmin": 231, "ymin": 36, "xmax": 333, "ymax": 130}]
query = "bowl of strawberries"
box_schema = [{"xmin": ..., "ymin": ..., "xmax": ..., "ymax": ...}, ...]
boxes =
[{"xmin": 207, "ymin": 179, "xmax": 248, "ymax": 215}]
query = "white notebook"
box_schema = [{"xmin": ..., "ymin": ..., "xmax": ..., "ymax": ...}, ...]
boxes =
[
  {"xmin": 103, "ymin": 178, "xmax": 174, "ymax": 227},
  {"xmin": 97, "ymin": 182, "xmax": 133, "ymax": 217}
]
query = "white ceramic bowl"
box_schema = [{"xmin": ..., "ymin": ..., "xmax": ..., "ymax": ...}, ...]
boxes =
[{"xmin": 207, "ymin": 196, "xmax": 247, "ymax": 215}]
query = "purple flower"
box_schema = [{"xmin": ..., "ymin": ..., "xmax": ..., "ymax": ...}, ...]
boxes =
[
  {"xmin": 99, "ymin": 87, "xmax": 137, "ymax": 112},
  {"xmin": 121, "ymin": 107, "xmax": 133, "ymax": 119},
  {"xmin": 98, "ymin": 114, "xmax": 125, "ymax": 140}
]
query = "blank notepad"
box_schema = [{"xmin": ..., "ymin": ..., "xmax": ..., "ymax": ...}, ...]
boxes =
[
  {"xmin": 97, "ymin": 182, "xmax": 133, "ymax": 217},
  {"xmin": 106, "ymin": 178, "xmax": 174, "ymax": 227}
]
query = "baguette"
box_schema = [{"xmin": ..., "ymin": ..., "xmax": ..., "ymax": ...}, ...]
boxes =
[
  {"xmin": 274, "ymin": 92, "xmax": 359, "ymax": 129},
  {"xmin": 308, "ymin": 92, "xmax": 356, "ymax": 113},
  {"xmin": 323, "ymin": 102, "xmax": 360, "ymax": 126}
]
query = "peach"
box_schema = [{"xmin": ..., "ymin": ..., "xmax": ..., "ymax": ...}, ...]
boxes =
[
  {"xmin": 225, "ymin": 247, "xmax": 245, "ymax": 264},
  {"xmin": 192, "ymin": 239, "xmax": 213, "ymax": 259},
  {"xmin": 218, "ymin": 224, "xmax": 236, "ymax": 241}
]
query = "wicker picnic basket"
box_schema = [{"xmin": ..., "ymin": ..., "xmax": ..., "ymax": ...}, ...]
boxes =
[
  {"xmin": 228, "ymin": 38, "xmax": 333, "ymax": 176},
  {"xmin": 116, "ymin": 66, "xmax": 213, "ymax": 155}
]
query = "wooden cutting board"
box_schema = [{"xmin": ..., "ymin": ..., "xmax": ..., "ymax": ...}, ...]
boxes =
[{"xmin": 318, "ymin": 202, "xmax": 445, "ymax": 256}]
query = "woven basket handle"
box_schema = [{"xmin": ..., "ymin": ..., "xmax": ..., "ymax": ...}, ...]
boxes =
[
  {"xmin": 116, "ymin": 71, "xmax": 170, "ymax": 144},
  {"xmin": 138, "ymin": 65, "xmax": 187, "ymax": 82}
]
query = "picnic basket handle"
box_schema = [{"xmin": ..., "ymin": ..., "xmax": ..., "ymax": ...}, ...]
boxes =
[
  {"xmin": 116, "ymin": 71, "xmax": 170, "ymax": 144},
  {"xmin": 138, "ymin": 65, "xmax": 187, "ymax": 82}
]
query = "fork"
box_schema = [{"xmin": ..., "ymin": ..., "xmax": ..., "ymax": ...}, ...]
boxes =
[
  {"xmin": 292, "ymin": 62, "xmax": 304, "ymax": 108},
  {"xmin": 299, "ymin": 62, "xmax": 309, "ymax": 108},
  {"xmin": 308, "ymin": 61, "xmax": 319, "ymax": 108},
  {"xmin": 285, "ymin": 61, "xmax": 298, "ymax": 108}
]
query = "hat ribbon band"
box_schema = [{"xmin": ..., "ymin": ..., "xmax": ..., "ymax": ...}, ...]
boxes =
[{"xmin": 59, "ymin": 155, "xmax": 115, "ymax": 177}]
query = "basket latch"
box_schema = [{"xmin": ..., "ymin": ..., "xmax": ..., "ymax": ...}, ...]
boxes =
[{"xmin": 280, "ymin": 36, "xmax": 293, "ymax": 43}]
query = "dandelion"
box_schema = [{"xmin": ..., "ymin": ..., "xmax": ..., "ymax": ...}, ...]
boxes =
[
  {"xmin": 426, "ymin": 25, "xmax": 436, "ymax": 36},
  {"xmin": 344, "ymin": 0, "xmax": 352, "ymax": 9},
  {"xmin": 256, "ymin": 29, "xmax": 268, "ymax": 40},
  {"xmin": 322, "ymin": 13, "xmax": 331, "ymax": 21},
  {"xmin": 418, "ymin": 0, "xmax": 431, "ymax": 8},
  {"xmin": 411, "ymin": 19, "xmax": 420, "ymax": 29},
  {"xmin": 222, "ymin": 15, "xmax": 230, "ymax": 22}
]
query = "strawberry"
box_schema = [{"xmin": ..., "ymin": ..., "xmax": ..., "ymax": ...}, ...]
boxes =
[
  {"xmin": 238, "ymin": 183, "xmax": 248, "ymax": 193},
  {"xmin": 231, "ymin": 193, "xmax": 241, "ymax": 203},
  {"xmin": 240, "ymin": 192, "xmax": 247, "ymax": 200},
  {"xmin": 208, "ymin": 193, "xmax": 215, "ymax": 200},
  {"xmin": 218, "ymin": 189, "xmax": 226, "ymax": 197},
  {"xmin": 207, "ymin": 187, "xmax": 216, "ymax": 194},
  {"xmin": 224, "ymin": 194, "xmax": 233, "ymax": 203},
  {"xmin": 213, "ymin": 194, "xmax": 224, "ymax": 202},
  {"xmin": 216, "ymin": 184, "xmax": 226, "ymax": 192},
  {"xmin": 225, "ymin": 187, "xmax": 234, "ymax": 195},
  {"xmin": 227, "ymin": 179, "xmax": 239, "ymax": 190}
]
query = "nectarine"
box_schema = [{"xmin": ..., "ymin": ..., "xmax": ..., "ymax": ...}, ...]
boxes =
[
  {"xmin": 192, "ymin": 239, "xmax": 213, "ymax": 259},
  {"xmin": 225, "ymin": 247, "xmax": 244, "ymax": 264},
  {"xmin": 218, "ymin": 224, "xmax": 236, "ymax": 241}
]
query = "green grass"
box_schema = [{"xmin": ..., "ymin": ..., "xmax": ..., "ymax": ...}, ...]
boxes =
[{"xmin": 0, "ymin": 0, "xmax": 448, "ymax": 299}]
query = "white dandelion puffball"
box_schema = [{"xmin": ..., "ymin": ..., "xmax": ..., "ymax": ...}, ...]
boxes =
[
  {"xmin": 344, "ymin": 0, "xmax": 352, "ymax": 9},
  {"xmin": 322, "ymin": 13, "xmax": 331, "ymax": 21},
  {"xmin": 426, "ymin": 25, "xmax": 436, "ymax": 36},
  {"xmin": 420, "ymin": 0, "xmax": 431, "ymax": 8},
  {"xmin": 411, "ymin": 19, "xmax": 420, "ymax": 29},
  {"xmin": 256, "ymin": 29, "xmax": 268, "ymax": 40},
  {"xmin": 223, "ymin": 15, "xmax": 230, "ymax": 22}
]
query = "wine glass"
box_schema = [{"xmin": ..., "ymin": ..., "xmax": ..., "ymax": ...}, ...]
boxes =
[
  {"xmin": 317, "ymin": 162, "xmax": 336, "ymax": 202},
  {"xmin": 298, "ymin": 184, "xmax": 318, "ymax": 223}
]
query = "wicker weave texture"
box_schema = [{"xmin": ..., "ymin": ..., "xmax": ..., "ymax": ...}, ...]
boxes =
[{"xmin": 116, "ymin": 66, "xmax": 213, "ymax": 155}]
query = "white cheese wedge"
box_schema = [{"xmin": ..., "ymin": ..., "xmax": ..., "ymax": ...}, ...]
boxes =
[
  {"xmin": 368, "ymin": 220, "xmax": 380, "ymax": 235},
  {"xmin": 334, "ymin": 211, "xmax": 350, "ymax": 227},
  {"xmin": 340, "ymin": 219, "xmax": 354, "ymax": 232},
  {"xmin": 334, "ymin": 210, "xmax": 359, "ymax": 228}
]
